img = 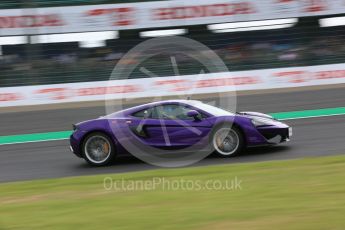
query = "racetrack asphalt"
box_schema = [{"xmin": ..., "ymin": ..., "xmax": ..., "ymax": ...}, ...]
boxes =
[{"xmin": 0, "ymin": 87, "xmax": 344, "ymax": 183}]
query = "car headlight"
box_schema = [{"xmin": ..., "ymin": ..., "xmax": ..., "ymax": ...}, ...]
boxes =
[{"xmin": 251, "ymin": 117, "xmax": 276, "ymax": 127}]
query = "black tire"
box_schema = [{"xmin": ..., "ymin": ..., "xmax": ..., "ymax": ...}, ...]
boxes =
[
  {"xmin": 210, "ymin": 125, "xmax": 244, "ymax": 157},
  {"xmin": 81, "ymin": 132, "xmax": 116, "ymax": 166}
]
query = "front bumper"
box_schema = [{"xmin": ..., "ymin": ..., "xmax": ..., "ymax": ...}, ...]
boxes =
[{"xmin": 258, "ymin": 126, "xmax": 292, "ymax": 144}]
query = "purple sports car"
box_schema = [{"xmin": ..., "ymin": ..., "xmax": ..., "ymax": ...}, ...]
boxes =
[{"xmin": 70, "ymin": 100, "xmax": 292, "ymax": 166}]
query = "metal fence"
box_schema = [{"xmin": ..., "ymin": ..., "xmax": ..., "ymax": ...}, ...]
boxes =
[{"xmin": 1, "ymin": 18, "xmax": 345, "ymax": 87}]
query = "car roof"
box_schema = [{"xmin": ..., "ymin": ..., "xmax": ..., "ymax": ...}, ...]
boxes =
[
  {"xmin": 140, "ymin": 99, "xmax": 202, "ymax": 108},
  {"xmin": 109, "ymin": 100, "xmax": 202, "ymax": 117}
]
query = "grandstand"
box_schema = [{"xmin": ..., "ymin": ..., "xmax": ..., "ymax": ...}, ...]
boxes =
[{"xmin": 0, "ymin": 1, "xmax": 345, "ymax": 87}]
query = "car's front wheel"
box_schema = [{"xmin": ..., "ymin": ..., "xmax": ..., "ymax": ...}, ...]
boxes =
[
  {"xmin": 212, "ymin": 126, "xmax": 244, "ymax": 156},
  {"xmin": 82, "ymin": 132, "xmax": 116, "ymax": 166}
]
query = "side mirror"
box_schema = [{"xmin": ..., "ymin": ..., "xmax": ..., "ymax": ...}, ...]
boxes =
[{"xmin": 187, "ymin": 110, "xmax": 201, "ymax": 120}]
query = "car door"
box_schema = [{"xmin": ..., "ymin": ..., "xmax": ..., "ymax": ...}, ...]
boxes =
[{"xmin": 129, "ymin": 104, "xmax": 213, "ymax": 147}]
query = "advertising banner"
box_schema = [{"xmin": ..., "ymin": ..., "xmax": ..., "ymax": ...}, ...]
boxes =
[
  {"xmin": 1, "ymin": 63, "xmax": 345, "ymax": 107},
  {"xmin": 0, "ymin": 0, "xmax": 344, "ymax": 36}
]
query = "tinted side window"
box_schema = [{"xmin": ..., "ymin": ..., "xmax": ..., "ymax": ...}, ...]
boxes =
[
  {"xmin": 151, "ymin": 104, "xmax": 193, "ymax": 120},
  {"xmin": 132, "ymin": 108, "xmax": 151, "ymax": 118}
]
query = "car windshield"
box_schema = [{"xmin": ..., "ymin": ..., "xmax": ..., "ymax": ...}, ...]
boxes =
[{"xmin": 194, "ymin": 102, "xmax": 234, "ymax": 116}]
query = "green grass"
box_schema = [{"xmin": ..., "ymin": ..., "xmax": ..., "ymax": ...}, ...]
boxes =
[{"xmin": 1, "ymin": 155, "xmax": 345, "ymax": 230}]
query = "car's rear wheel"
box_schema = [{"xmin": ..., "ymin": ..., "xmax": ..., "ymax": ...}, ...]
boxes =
[
  {"xmin": 82, "ymin": 132, "xmax": 116, "ymax": 166},
  {"xmin": 212, "ymin": 126, "xmax": 244, "ymax": 156}
]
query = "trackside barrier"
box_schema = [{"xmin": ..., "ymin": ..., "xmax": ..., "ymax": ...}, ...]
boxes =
[{"xmin": 1, "ymin": 63, "xmax": 345, "ymax": 107}]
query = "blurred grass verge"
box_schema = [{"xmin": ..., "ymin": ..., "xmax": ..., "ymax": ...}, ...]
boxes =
[{"xmin": 0, "ymin": 155, "xmax": 345, "ymax": 230}]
